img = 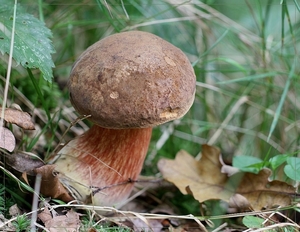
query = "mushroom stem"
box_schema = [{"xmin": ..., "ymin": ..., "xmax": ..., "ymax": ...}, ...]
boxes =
[{"xmin": 54, "ymin": 124, "xmax": 152, "ymax": 206}]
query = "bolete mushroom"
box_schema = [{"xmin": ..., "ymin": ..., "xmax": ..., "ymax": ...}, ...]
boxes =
[{"xmin": 53, "ymin": 31, "xmax": 196, "ymax": 207}]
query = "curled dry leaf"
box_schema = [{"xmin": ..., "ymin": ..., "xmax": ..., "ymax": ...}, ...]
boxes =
[
  {"xmin": 158, "ymin": 144, "xmax": 296, "ymax": 211},
  {"xmin": 34, "ymin": 165, "xmax": 74, "ymax": 203},
  {"xmin": 0, "ymin": 127, "xmax": 16, "ymax": 152},
  {"xmin": 0, "ymin": 107, "xmax": 35, "ymax": 130},
  {"xmin": 219, "ymin": 154, "xmax": 240, "ymax": 176}
]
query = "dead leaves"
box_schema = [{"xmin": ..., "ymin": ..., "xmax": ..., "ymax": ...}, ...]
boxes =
[
  {"xmin": 0, "ymin": 127, "xmax": 15, "ymax": 152},
  {"xmin": 35, "ymin": 165, "xmax": 74, "ymax": 203},
  {"xmin": 158, "ymin": 144, "xmax": 296, "ymax": 211},
  {"xmin": 0, "ymin": 105, "xmax": 35, "ymax": 152},
  {"xmin": 38, "ymin": 207, "xmax": 80, "ymax": 232},
  {"xmin": 0, "ymin": 106, "xmax": 35, "ymax": 130},
  {"xmin": 158, "ymin": 147, "xmax": 232, "ymax": 203},
  {"xmin": 5, "ymin": 152, "xmax": 44, "ymax": 175}
]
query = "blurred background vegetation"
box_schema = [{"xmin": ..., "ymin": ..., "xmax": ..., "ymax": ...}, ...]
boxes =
[{"xmin": 1, "ymin": 0, "xmax": 300, "ymax": 217}]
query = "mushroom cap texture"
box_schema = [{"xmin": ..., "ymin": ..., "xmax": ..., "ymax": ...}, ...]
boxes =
[{"xmin": 69, "ymin": 31, "xmax": 196, "ymax": 129}]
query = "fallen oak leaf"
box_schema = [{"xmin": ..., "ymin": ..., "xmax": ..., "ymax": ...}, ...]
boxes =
[
  {"xmin": 235, "ymin": 169, "xmax": 296, "ymax": 210},
  {"xmin": 158, "ymin": 146, "xmax": 232, "ymax": 202},
  {"xmin": 158, "ymin": 144, "xmax": 296, "ymax": 211},
  {"xmin": 0, "ymin": 127, "xmax": 16, "ymax": 152},
  {"xmin": 0, "ymin": 107, "xmax": 35, "ymax": 130}
]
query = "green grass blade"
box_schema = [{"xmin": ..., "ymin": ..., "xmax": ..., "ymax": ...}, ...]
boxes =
[
  {"xmin": 0, "ymin": 166, "xmax": 39, "ymax": 208},
  {"xmin": 267, "ymin": 59, "xmax": 296, "ymax": 141},
  {"xmin": 281, "ymin": 0, "xmax": 285, "ymax": 49},
  {"xmin": 95, "ymin": 0, "xmax": 123, "ymax": 32},
  {"xmin": 283, "ymin": 1, "xmax": 295, "ymax": 37},
  {"xmin": 293, "ymin": 0, "xmax": 300, "ymax": 11},
  {"xmin": 27, "ymin": 68, "xmax": 51, "ymax": 121},
  {"xmin": 193, "ymin": 29, "xmax": 229, "ymax": 65},
  {"xmin": 217, "ymin": 72, "xmax": 278, "ymax": 84},
  {"xmin": 208, "ymin": 57, "xmax": 247, "ymax": 74},
  {"xmin": 38, "ymin": 0, "xmax": 44, "ymax": 22}
]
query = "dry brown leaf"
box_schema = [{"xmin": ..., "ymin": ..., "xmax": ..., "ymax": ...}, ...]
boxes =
[
  {"xmin": 130, "ymin": 218, "xmax": 163, "ymax": 232},
  {"xmin": 38, "ymin": 206, "xmax": 53, "ymax": 223},
  {"xmin": 158, "ymin": 144, "xmax": 296, "ymax": 211},
  {"xmin": 236, "ymin": 169, "xmax": 296, "ymax": 210},
  {"xmin": 158, "ymin": 145, "xmax": 232, "ymax": 203},
  {"xmin": 9, "ymin": 204, "xmax": 22, "ymax": 217},
  {"xmin": 6, "ymin": 152, "xmax": 44, "ymax": 175},
  {"xmin": 228, "ymin": 193, "xmax": 250, "ymax": 210},
  {"xmin": 35, "ymin": 165, "xmax": 74, "ymax": 203},
  {"xmin": 21, "ymin": 172, "xmax": 30, "ymax": 185},
  {"xmin": 0, "ymin": 127, "xmax": 15, "ymax": 152},
  {"xmin": 0, "ymin": 107, "xmax": 35, "ymax": 130},
  {"xmin": 0, "ymin": 214, "xmax": 15, "ymax": 232},
  {"xmin": 38, "ymin": 207, "xmax": 80, "ymax": 232}
]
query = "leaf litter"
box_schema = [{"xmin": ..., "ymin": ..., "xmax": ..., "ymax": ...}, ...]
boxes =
[
  {"xmin": 0, "ymin": 127, "xmax": 15, "ymax": 152},
  {"xmin": 0, "ymin": 105, "xmax": 297, "ymax": 230},
  {"xmin": 0, "ymin": 106, "xmax": 35, "ymax": 130},
  {"xmin": 38, "ymin": 206, "xmax": 80, "ymax": 232},
  {"xmin": 158, "ymin": 144, "xmax": 297, "ymax": 211},
  {"xmin": 0, "ymin": 106, "xmax": 34, "ymax": 152}
]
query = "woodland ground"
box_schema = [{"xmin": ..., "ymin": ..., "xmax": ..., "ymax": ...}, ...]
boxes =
[{"xmin": 0, "ymin": 0, "xmax": 300, "ymax": 231}]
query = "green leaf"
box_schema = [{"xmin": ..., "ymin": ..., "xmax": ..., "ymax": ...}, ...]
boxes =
[
  {"xmin": 284, "ymin": 157, "xmax": 300, "ymax": 181},
  {"xmin": 232, "ymin": 156, "xmax": 263, "ymax": 173},
  {"xmin": 269, "ymin": 154, "xmax": 289, "ymax": 171},
  {"xmin": 0, "ymin": 1, "xmax": 55, "ymax": 82},
  {"xmin": 242, "ymin": 215, "xmax": 264, "ymax": 229}
]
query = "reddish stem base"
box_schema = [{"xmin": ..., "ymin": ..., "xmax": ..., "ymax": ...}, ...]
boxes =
[{"xmin": 54, "ymin": 125, "xmax": 152, "ymax": 206}]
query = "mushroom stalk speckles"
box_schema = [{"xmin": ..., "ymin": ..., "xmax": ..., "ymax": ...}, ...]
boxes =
[{"xmin": 54, "ymin": 125, "xmax": 152, "ymax": 206}]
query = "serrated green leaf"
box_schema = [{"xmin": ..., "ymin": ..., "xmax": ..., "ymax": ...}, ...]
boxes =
[{"xmin": 0, "ymin": 1, "xmax": 55, "ymax": 82}]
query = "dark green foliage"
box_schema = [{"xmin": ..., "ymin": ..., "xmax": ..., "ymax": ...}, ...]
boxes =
[{"xmin": 0, "ymin": 0, "xmax": 55, "ymax": 81}]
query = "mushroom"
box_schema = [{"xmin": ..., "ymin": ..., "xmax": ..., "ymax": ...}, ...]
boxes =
[{"xmin": 53, "ymin": 31, "xmax": 196, "ymax": 207}]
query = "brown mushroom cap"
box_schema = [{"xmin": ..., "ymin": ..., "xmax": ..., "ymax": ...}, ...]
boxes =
[{"xmin": 69, "ymin": 31, "xmax": 196, "ymax": 129}]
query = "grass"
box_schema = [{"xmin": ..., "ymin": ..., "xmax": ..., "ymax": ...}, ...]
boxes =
[{"xmin": 0, "ymin": 0, "xmax": 300, "ymax": 231}]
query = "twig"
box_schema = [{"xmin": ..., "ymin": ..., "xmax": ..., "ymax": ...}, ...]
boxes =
[{"xmin": 30, "ymin": 174, "xmax": 42, "ymax": 232}]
